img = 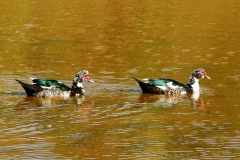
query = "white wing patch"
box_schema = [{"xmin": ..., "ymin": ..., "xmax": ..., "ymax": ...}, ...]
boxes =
[
  {"xmin": 143, "ymin": 78, "xmax": 150, "ymax": 83},
  {"xmin": 40, "ymin": 86, "xmax": 52, "ymax": 89},
  {"xmin": 156, "ymin": 86, "xmax": 167, "ymax": 90},
  {"xmin": 30, "ymin": 78, "xmax": 37, "ymax": 84}
]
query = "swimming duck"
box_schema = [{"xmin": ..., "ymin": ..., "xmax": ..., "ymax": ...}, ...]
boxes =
[
  {"xmin": 16, "ymin": 70, "xmax": 94, "ymax": 97},
  {"xmin": 132, "ymin": 68, "xmax": 210, "ymax": 94}
]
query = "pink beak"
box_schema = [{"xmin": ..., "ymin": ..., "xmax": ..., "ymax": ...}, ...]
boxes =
[
  {"xmin": 205, "ymin": 75, "xmax": 211, "ymax": 80},
  {"xmin": 89, "ymin": 79, "xmax": 95, "ymax": 83}
]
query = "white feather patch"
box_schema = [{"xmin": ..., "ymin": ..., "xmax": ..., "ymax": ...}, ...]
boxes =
[
  {"xmin": 156, "ymin": 86, "xmax": 167, "ymax": 90},
  {"xmin": 77, "ymin": 82, "xmax": 83, "ymax": 88},
  {"xmin": 40, "ymin": 86, "xmax": 52, "ymax": 89},
  {"xmin": 166, "ymin": 82, "xmax": 182, "ymax": 89},
  {"xmin": 191, "ymin": 77, "xmax": 200, "ymax": 92},
  {"xmin": 142, "ymin": 78, "xmax": 149, "ymax": 83},
  {"xmin": 179, "ymin": 90, "xmax": 187, "ymax": 94},
  {"xmin": 30, "ymin": 78, "xmax": 37, "ymax": 84}
]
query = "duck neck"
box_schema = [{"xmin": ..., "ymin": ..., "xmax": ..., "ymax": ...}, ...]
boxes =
[
  {"xmin": 186, "ymin": 75, "xmax": 200, "ymax": 93},
  {"xmin": 70, "ymin": 81, "xmax": 84, "ymax": 96}
]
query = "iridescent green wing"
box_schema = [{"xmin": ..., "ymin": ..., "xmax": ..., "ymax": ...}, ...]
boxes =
[
  {"xmin": 149, "ymin": 78, "xmax": 185, "ymax": 87},
  {"xmin": 32, "ymin": 79, "xmax": 71, "ymax": 91},
  {"xmin": 148, "ymin": 79, "xmax": 167, "ymax": 86},
  {"xmin": 159, "ymin": 78, "xmax": 186, "ymax": 87}
]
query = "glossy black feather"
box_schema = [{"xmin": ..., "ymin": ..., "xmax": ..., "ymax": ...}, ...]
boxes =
[
  {"xmin": 132, "ymin": 77, "xmax": 165, "ymax": 94},
  {"xmin": 16, "ymin": 79, "xmax": 43, "ymax": 96}
]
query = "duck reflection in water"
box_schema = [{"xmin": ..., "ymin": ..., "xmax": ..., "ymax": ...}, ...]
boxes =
[
  {"xmin": 136, "ymin": 91, "xmax": 208, "ymax": 109},
  {"xmin": 15, "ymin": 95, "xmax": 93, "ymax": 115}
]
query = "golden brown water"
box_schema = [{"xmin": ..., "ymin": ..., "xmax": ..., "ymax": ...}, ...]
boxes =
[{"xmin": 1, "ymin": 0, "xmax": 240, "ymax": 159}]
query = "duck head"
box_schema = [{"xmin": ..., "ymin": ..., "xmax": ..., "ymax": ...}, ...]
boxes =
[
  {"xmin": 73, "ymin": 70, "xmax": 94, "ymax": 84},
  {"xmin": 192, "ymin": 68, "xmax": 211, "ymax": 80},
  {"xmin": 71, "ymin": 70, "xmax": 94, "ymax": 95}
]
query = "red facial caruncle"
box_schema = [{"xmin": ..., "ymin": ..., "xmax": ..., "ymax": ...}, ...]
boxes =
[
  {"xmin": 82, "ymin": 74, "xmax": 95, "ymax": 83},
  {"xmin": 82, "ymin": 74, "xmax": 90, "ymax": 80},
  {"xmin": 200, "ymin": 70, "xmax": 206, "ymax": 76},
  {"xmin": 199, "ymin": 70, "xmax": 211, "ymax": 79}
]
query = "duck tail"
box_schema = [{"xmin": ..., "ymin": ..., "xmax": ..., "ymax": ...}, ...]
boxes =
[
  {"xmin": 132, "ymin": 77, "xmax": 165, "ymax": 94},
  {"xmin": 16, "ymin": 79, "xmax": 43, "ymax": 96},
  {"xmin": 131, "ymin": 77, "xmax": 143, "ymax": 83},
  {"xmin": 132, "ymin": 77, "xmax": 150, "ymax": 93}
]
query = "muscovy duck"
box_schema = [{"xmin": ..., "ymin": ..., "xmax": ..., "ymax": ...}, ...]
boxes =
[
  {"xmin": 16, "ymin": 70, "xmax": 94, "ymax": 97},
  {"xmin": 132, "ymin": 68, "xmax": 210, "ymax": 94}
]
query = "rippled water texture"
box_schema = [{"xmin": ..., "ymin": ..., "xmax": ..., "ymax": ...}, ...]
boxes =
[{"xmin": 1, "ymin": 0, "xmax": 240, "ymax": 159}]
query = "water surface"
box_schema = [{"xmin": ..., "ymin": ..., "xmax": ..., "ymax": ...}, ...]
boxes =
[{"xmin": 0, "ymin": 0, "xmax": 240, "ymax": 159}]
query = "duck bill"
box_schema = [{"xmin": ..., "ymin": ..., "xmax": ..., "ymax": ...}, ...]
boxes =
[
  {"xmin": 88, "ymin": 79, "xmax": 95, "ymax": 83},
  {"xmin": 205, "ymin": 75, "xmax": 211, "ymax": 80}
]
